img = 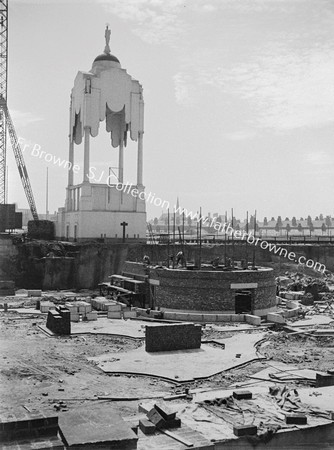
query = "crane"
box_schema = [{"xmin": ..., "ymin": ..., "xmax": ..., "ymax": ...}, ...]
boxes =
[
  {"xmin": 0, "ymin": 0, "xmax": 8, "ymax": 205},
  {"xmin": 0, "ymin": 0, "xmax": 39, "ymax": 220},
  {"xmin": 0, "ymin": 97, "xmax": 39, "ymax": 219}
]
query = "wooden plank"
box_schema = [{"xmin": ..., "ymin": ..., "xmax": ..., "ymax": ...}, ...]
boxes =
[{"xmin": 160, "ymin": 429, "xmax": 194, "ymax": 447}]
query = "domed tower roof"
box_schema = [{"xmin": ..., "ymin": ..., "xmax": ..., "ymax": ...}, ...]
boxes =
[
  {"xmin": 91, "ymin": 26, "xmax": 121, "ymax": 73},
  {"xmin": 93, "ymin": 53, "xmax": 120, "ymax": 64}
]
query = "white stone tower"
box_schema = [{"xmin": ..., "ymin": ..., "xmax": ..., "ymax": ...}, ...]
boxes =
[{"xmin": 56, "ymin": 27, "xmax": 146, "ymax": 241}]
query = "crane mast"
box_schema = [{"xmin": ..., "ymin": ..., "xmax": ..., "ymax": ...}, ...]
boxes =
[
  {"xmin": 0, "ymin": 0, "xmax": 7, "ymax": 204},
  {"xmin": 0, "ymin": 1, "xmax": 39, "ymax": 220}
]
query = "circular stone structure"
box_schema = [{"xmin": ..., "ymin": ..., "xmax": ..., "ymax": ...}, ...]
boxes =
[{"xmin": 148, "ymin": 265, "xmax": 277, "ymax": 316}]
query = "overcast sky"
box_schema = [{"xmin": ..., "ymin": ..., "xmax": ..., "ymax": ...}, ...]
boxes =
[{"xmin": 7, "ymin": 0, "xmax": 334, "ymax": 221}]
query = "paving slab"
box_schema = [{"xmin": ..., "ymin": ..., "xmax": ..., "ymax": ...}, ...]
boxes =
[
  {"xmin": 249, "ymin": 362, "xmax": 327, "ymax": 383},
  {"xmin": 206, "ymin": 323, "xmax": 261, "ymax": 332},
  {"xmin": 298, "ymin": 385, "xmax": 334, "ymax": 411},
  {"xmin": 71, "ymin": 318, "xmax": 176, "ymax": 339},
  {"xmin": 289, "ymin": 314, "xmax": 334, "ymax": 327},
  {"xmin": 58, "ymin": 405, "xmax": 138, "ymax": 449},
  {"xmin": 88, "ymin": 333, "xmax": 265, "ymax": 382}
]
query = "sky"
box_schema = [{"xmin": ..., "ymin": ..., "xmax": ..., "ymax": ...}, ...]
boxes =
[{"xmin": 6, "ymin": 0, "xmax": 334, "ymax": 221}]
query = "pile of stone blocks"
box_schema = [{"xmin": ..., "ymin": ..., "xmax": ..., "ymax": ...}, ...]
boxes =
[
  {"xmin": 139, "ymin": 404, "xmax": 181, "ymax": 435},
  {"xmin": 0, "ymin": 409, "xmax": 63, "ymax": 449},
  {"xmin": 46, "ymin": 306, "xmax": 71, "ymax": 335},
  {"xmin": 40, "ymin": 301, "xmax": 56, "ymax": 313},
  {"xmin": 107, "ymin": 303, "xmax": 137, "ymax": 319},
  {"xmin": 145, "ymin": 323, "xmax": 202, "ymax": 352},
  {"xmin": 91, "ymin": 296, "xmax": 116, "ymax": 311},
  {"xmin": 65, "ymin": 301, "xmax": 97, "ymax": 322}
]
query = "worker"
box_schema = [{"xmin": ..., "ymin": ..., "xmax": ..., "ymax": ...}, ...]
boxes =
[
  {"xmin": 176, "ymin": 251, "xmax": 185, "ymax": 266},
  {"xmin": 212, "ymin": 256, "xmax": 220, "ymax": 268},
  {"xmin": 143, "ymin": 255, "xmax": 151, "ymax": 265}
]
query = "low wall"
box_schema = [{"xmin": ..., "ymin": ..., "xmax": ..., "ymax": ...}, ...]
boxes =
[{"xmin": 145, "ymin": 323, "xmax": 202, "ymax": 352}]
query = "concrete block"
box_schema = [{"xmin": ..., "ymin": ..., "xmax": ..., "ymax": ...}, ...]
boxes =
[
  {"xmin": 233, "ymin": 424, "xmax": 257, "ymax": 436},
  {"xmin": 216, "ymin": 314, "xmax": 231, "ymax": 322},
  {"xmin": 231, "ymin": 314, "xmax": 245, "ymax": 322},
  {"xmin": 285, "ymin": 414, "xmax": 307, "ymax": 425},
  {"xmin": 138, "ymin": 402, "xmax": 155, "ymax": 414},
  {"xmin": 40, "ymin": 301, "xmax": 55, "ymax": 313},
  {"xmin": 107, "ymin": 311, "xmax": 122, "ymax": 319},
  {"xmin": 58, "ymin": 407, "xmax": 138, "ymax": 449},
  {"xmin": 154, "ymin": 404, "xmax": 177, "ymax": 421},
  {"xmin": 0, "ymin": 411, "xmax": 59, "ymax": 442},
  {"xmin": 147, "ymin": 408, "xmax": 166, "ymax": 429},
  {"xmin": 108, "ymin": 304, "xmax": 122, "ymax": 312},
  {"xmin": 315, "ymin": 373, "xmax": 334, "ymax": 387},
  {"xmin": 163, "ymin": 311, "xmax": 177, "ymax": 320},
  {"xmin": 70, "ymin": 313, "xmax": 80, "ymax": 322},
  {"xmin": 139, "ymin": 419, "xmax": 156, "ymax": 435},
  {"xmin": 65, "ymin": 303, "xmax": 78, "ymax": 314},
  {"xmin": 233, "ymin": 390, "xmax": 252, "ymax": 400},
  {"xmin": 267, "ymin": 313, "xmax": 286, "ymax": 324},
  {"xmin": 245, "ymin": 315, "xmax": 261, "ymax": 326},
  {"xmin": 27, "ymin": 289, "xmax": 42, "ymax": 297},
  {"xmin": 285, "ymin": 300, "xmax": 300, "ymax": 309},
  {"xmin": 161, "ymin": 417, "xmax": 181, "ymax": 429},
  {"xmin": 86, "ymin": 311, "xmax": 98, "ymax": 321},
  {"xmin": 203, "ymin": 314, "xmax": 217, "ymax": 322},
  {"xmin": 46, "ymin": 306, "xmax": 70, "ymax": 335},
  {"xmin": 123, "ymin": 311, "xmax": 137, "ymax": 319}
]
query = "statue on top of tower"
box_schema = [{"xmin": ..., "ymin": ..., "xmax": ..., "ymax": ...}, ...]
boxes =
[{"xmin": 104, "ymin": 25, "xmax": 111, "ymax": 54}]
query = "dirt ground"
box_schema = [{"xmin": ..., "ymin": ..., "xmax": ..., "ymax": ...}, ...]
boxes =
[{"xmin": 0, "ymin": 312, "xmax": 172, "ymax": 419}]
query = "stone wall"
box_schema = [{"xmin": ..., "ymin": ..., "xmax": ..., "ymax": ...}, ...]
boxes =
[
  {"xmin": 3, "ymin": 237, "xmax": 332, "ymax": 291},
  {"xmin": 0, "ymin": 236, "xmax": 18, "ymax": 282}
]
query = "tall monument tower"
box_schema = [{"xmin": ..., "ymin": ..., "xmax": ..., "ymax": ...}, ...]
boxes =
[{"xmin": 56, "ymin": 27, "xmax": 146, "ymax": 241}]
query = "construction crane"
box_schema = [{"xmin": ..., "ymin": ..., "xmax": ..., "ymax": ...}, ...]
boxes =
[
  {"xmin": 0, "ymin": 0, "xmax": 39, "ymax": 220},
  {"xmin": 0, "ymin": 97, "xmax": 39, "ymax": 219},
  {"xmin": 0, "ymin": 0, "xmax": 7, "ymax": 205}
]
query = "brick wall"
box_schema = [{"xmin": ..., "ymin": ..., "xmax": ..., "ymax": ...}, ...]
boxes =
[
  {"xmin": 125, "ymin": 262, "xmax": 276, "ymax": 312},
  {"xmin": 145, "ymin": 323, "xmax": 202, "ymax": 352}
]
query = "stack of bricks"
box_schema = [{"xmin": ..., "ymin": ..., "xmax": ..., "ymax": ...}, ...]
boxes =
[
  {"xmin": 107, "ymin": 303, "xmax": 137, "ymax": 319},
  {"xmin": 65, "ymin": 301, "xmax": 97, "ymax": 322},
  {"xmin": 139, "ymin": 404, "xmax": 181, "ymax": 435},
  {"xmin": 46, "ymin": 306, "xmax": 71, "ymax": 335},
  {"xmin": 91, "ymin": 297, "xmax": 116, "ymax": 311},
  {"xmin": 0, "ymin": 409, "xmax": 63, "ymax": 449}
]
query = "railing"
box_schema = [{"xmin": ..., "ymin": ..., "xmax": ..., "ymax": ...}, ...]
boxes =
[{"xmin": 146, "ymin": 235, "xmax": 334, "ymax": 245}]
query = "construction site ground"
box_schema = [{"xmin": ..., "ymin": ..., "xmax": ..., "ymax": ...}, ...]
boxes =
[
  {"xmin": 2, "ymin": 271, "xmax": 334, "ymax": 448},
  {"xmin": 1, "ymin": 306, "xmax": 334, "ymax": 413}
]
